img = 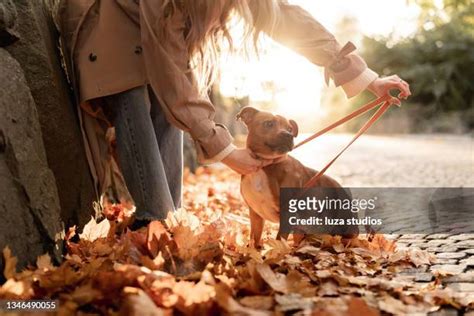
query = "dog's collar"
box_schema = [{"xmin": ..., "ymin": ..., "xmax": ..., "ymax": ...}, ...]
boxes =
[{"xmin": 249, "ymin": 150, "xmax": 288, "ymax": 165}]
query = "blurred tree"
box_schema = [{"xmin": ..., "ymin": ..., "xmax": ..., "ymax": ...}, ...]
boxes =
[{"xmin": 359, "ymin": 0, "xmax": 474, "ymax": 130}]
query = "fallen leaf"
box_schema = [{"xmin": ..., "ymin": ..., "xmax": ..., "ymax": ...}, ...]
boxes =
[
  {"xmin": 255, "ymin": 263, "xmax": 288, "ymax": 294},
  {"xmin": 264, "ymin": 239, "xmax": 292, "ymax": 260},
  {"xmin": 66, "ymin": 282, "xmax": 102, "ymax": 305},
  {"xmin": 346, "ymin": 297, "xmax": 379, "ymax": 316},
  {"xmin": 296, "ymin": 245, "xmax": 321, "ymax": 256},
  {"xmin": 318, "ymin": 280, "xmax": 339, "ymax": 297},
  {"xmin": 215, "ymin": 283, "xmax": 270, "ymax": 316},
  {"xmin": 274, "ymin": 293, "xmax": 314, "ymax": 312},
  {"xmin": 239, "ymin": 295, "xmax": 274, "ymax": 310},
  {"xmin": 285, "ymin": 270, "xmax": 315, "ymax": 297},
  {"xmin": 120, "ymin": 288, "xmax": 169, "ymax": 316},
  {"xmin": 79, "ymin": 217, "xmax": 111, "ymax": 242},
  {"xmin": 408, "ymin": 248, "xmax": 433, "ymax": 267},
  {"xmin": 146, "ymin": 221, "xmax": 169, "ymax": 257}
]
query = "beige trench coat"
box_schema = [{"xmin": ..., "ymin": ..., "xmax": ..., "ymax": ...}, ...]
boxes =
[{"xmin": 58, "ymin": 0, "xmax": 378, "ymax": 196}]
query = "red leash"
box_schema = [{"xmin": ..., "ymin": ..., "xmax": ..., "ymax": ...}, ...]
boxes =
[{"xmin": 292, "ymin": 94, "xmax": 396, "ymax": 188}]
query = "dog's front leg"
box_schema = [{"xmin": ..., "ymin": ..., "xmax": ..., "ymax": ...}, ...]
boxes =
[{"xmin": 249, "ymin": 208, "xmax": 264, "ymax": 248}]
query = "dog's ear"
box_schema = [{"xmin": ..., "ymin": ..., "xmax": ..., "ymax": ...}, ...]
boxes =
[
  {"xmin": 289, "ymin": 119, "xmax": 299, "ymax": 137},
  {"xmin": 236, "ymin": 107, "xmax": 259, "ymax": 125}
]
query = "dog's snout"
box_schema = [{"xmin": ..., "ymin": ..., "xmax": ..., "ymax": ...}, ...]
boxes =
[
  {"xmin": 277, "ymin": 131, "xmax": 294, "ymax": 152},
  {"xmin": 279, "ymin": 131, "xmax": 294, "ymax": 141}
]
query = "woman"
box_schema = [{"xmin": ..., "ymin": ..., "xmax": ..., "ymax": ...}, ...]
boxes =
[{"xmin": 58, "ymin": 0, "xmax": 410, "ymax": 229}]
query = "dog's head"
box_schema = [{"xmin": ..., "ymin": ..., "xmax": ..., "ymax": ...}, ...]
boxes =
[{"xmin": 237, "ymin": 107, "xmax": 299, "ymax": 159}]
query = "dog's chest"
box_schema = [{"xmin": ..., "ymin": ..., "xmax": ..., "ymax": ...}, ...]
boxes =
[{"xmin": 241, "ymin": 170, "xmax": 279, "ymax": 223}]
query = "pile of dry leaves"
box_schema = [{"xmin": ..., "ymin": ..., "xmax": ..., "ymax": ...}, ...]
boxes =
[{"xmin": 1, "ymin": 167, "xmax": 472, "ymax": 315}]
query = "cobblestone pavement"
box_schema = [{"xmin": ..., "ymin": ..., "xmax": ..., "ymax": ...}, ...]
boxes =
[
  {"xmin": 292, "ymin": 133, "xmax": 474, "ymax": 314},
  {"xmin": 292, "ymin": 133, "xmax": 473, "ymax": 187}
]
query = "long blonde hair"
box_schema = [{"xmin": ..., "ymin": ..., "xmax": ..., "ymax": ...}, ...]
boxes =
[{"xmin": 159, "ymin": 0, "xmax": 281, "ymax": 94}]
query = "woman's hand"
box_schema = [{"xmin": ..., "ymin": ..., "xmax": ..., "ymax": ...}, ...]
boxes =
[
  {"xmin": 222, "ymin": 148, "xmax": 273, "ymax": 175},
  {"xmin": 367, "ymin": 75, "xmax": 411, "ymax": 106}
]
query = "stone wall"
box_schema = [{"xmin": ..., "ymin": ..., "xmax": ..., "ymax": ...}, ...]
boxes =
[
  {"xmin": 5, "ymin": 0, "xmax": 96, "ymax": 228},
  {"xmin": 0, "ymin": 0, "xmax": 95, "ymax": 276}
]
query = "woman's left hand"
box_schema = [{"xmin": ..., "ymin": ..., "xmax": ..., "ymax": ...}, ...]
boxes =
[{"xmin": 367, "ymin": 75, "xmax": 411, "ymax": 106}]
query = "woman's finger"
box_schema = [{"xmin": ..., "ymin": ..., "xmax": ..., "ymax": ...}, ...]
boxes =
[
  {"xmin": 392, "ymin": 77, "xmax": 411, "ymax": 96},
  {"xmin": 386, "ymin": 80, "xmax": 410, "ymax": 98},
  {"xmin": 389, "ymin": 96, "xmax": 402, "ymax": 106},
  {"xmin": 399, "ymin": 84, "xmax": 411, "ymax": 99},
  {"xmin": 390, "ymin": 74, "xmax": 401, "ymax": 81},
  {"xmin": 397, "ymin": 79, "xmax": 410, "ymax": 92},
  {"xmin": 403, "ymin": 81, "xmax": 412, "ymax": 96}
]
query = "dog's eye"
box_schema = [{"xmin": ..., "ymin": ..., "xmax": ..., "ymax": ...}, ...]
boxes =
[{"xmin": 263, "ymin": 120, "xmax": 275, "ymax": 129}]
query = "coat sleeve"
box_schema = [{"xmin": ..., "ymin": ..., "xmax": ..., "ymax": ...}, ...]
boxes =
[
  {"xmin": 139, "ymin": 0, "xmax": 234, "ymax": 164},
  {"xmin": 250, "ymin": 1, "xmax": 378, "ymax": 98}
]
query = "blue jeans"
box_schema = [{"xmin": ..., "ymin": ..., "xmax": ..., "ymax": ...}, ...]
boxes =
[{"xmin": 103, "ymin": 86, "xmax": 183, "ymax": 220}]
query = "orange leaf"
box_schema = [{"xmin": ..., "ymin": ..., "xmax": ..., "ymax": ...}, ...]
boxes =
[
  {"xmin": 146, "ymin": 221, "xmax": 169, "ymax": 257},
  {"xmin": 346, "ymin": 298, "xmax": 380, "ymax": 316}
]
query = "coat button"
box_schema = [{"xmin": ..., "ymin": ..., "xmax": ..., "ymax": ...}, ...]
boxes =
[
  {"xmin": 134, "ymin": 46, "xmax": 142, "ymax": 55},
  {"xmin": 89, "ymin": 53, "xmax": 97, "ymax": 62}
]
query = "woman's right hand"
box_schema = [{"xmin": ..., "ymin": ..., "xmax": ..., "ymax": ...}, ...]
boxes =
[{"xmin": 222, "ymin": 148, "xmax": 273, "ymax": 175}]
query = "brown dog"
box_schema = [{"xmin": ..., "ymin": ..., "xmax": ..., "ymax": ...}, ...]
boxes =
[{"xmin": 237, "ymin": 107, "xmax": 359, "ymax": 246}]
